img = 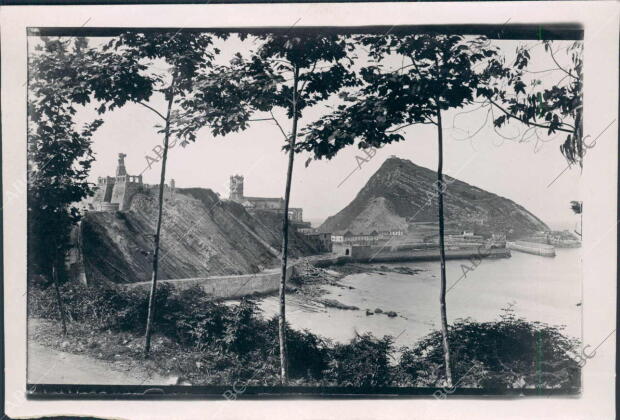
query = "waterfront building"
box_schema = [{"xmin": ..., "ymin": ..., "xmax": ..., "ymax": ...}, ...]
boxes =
[
  {"xmin": 330, "ymin": 229, "xmax": 403, "ymax": 245},
  {"xmin": 303, "ymin": 232, "xmax": 333, "ymax": 253},
  {"xmin": 229, "ymin": 175, "xmax": 305, "ymax": 223}
]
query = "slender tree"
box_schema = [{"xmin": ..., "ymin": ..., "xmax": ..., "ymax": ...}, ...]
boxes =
[
  {"xmin": 296, "ymin": 33, "xmax": 499, "ymax": 387},
  {"xmin": 31, "ymin": 31, "xmax": 231, "ymax": 351},
  {"xmin": 142, "ymin": 72, "xmax": 177, "ymax": 356},
  {"xmin": 174, "ymin": 32, "xmax": 358, "ymax": 383},
  {"xmin": 90, "ymin": 31, "xmax": 224, "ymax": 355},
  {"xmin": 28, "ymin": 37, "xmax": 104, "ymax": 335}
]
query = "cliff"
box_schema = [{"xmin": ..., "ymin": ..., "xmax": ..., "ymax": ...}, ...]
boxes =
[
  {"xmin": 80, "ymin": 186, "xmax": 318, "ymax": 284},
  {"xmin": 320, "ymin": 157, "xmax": 549, "ymax": 238}
]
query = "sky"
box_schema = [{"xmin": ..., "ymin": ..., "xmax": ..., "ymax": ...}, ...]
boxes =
[{"xmin": 31, "ymin": 34, "xmax": 582, "ymax": 230}]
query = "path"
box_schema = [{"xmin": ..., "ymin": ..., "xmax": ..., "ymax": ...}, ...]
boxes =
[{"xmin": 28, "ymin": 341, "xmax": 169, "ymax": 385}]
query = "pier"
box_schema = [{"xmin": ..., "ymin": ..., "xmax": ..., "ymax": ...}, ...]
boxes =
[
  {"xmin": 507, "ymin": 241, "xmax": 556, "ymax": 257},
  {"xmin": 314, "ymin": 246, "xmax": 511, "ymax": 266}
]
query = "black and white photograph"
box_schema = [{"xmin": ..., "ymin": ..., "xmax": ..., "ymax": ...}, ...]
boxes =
[{"xmin": 2, "ymin": 2, "xmax": 618, "ymax": 419}]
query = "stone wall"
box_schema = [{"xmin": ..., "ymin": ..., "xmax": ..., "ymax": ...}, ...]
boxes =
[
  {"xmin": 65, "ymin": 222, "xmax": 88, "ymax": 285},
  {"xmin": 314, "ymin": 247, "xmax": 510, "ymax": 266},
  {"xmin": 110, "ymin": 179, "xmax": 126, "ymax": 208},
  {"xmin": 126, "ymin": 266, "xmax": 297, "ymax": 299},
  {"xmin": 347, "ymin": 245, "xmax": 510, "ymax": 262},
  {"xmin": 92, "ymin": 177, "xmax": 115, "ymax": 206},
  {"xmin": 121, "ymin": 181, "xmax": 143, "ymax": 211},
  {"xmin": 100, "ymin": 202, "xmax": 120, "ymax": 212},
  {"xmin": 107, "ymin": 178, "xmax": 143, "ymax": 211}
]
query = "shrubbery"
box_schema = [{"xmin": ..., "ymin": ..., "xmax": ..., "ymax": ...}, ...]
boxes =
[
  {"xmin": 396, "ymin": 308, "xmax": 581, "ymax": 389},
  {"xmin": 29, "ymin": 280, "xmax": 170, "ymax": 332},
  {"xmin": 29, "ymin": 282, "xmax": 581, "ymax": 389},
  {"xmin": 324, "ymin": 333, "xmax": 394, "ymax": 387}
]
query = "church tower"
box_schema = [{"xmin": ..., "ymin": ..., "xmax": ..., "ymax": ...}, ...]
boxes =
[{"xmin": 229, "ymin": 175, "xmax": 244, "ymax": 201}]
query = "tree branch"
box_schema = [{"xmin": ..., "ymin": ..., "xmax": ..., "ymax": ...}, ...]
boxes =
[
  {"xmin": 299, "ymin": 60, "xmax": 318, "ymax": 97},
  {"xmin": 266, "ymin": 58, "xmax": 294, "ymax": 66},
  {"xmin": 487, "ymin": 98, "xmax": 573, "ymax": 134},
  {"xmin": 138, "ymin": 101, "xmax": 167, "ymax": 122},
  {"xmin": 559, "ymin": 119, "xmax": 575, "ymax": 130},
  {"xmin": 524, "ymin": 68, "xmax": 562, "ymax": 74},
  {"xmin": 269, "ymin": 110, "xmax": 289, "ymax": 141},
  {"xmin": 387, "ymin": 120, "xmax": 436, "ymax": 133},
  {"xmin": 548, "ymin": 46, "xmax": 577, "ymax": 80},
  {"xmin": 452, "ymin": 107, "xmax": 492, "ymax": 141}
]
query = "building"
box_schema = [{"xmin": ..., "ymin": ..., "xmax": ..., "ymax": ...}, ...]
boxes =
[
  {"xmin": 332, "ymin": 229, "xmax": 403, "ymax": 244},
  {"xmin": 424, "ymin": 231, "xmax": 485, "ymax": 245},
  {"xmin": 91, "ymin": 153, "xmax": 145, "ymax": 211},
  {"xmin": 331, "ymin": 232, "xmax": 345, "ymax": 243},
  {"xmin": 303, "ymin": 231, "xmax": 333, "ymax": 253},
  {"xmin": 229, "ymin": 174, "xmax": 244, "ymax": 201},
  {"xmin": 89, "ymin": 153, "xmax": 174, "ymax": 212},
  {"xmin": 228, "ymin": 175, "xmax": 305, "ymax": 223}
]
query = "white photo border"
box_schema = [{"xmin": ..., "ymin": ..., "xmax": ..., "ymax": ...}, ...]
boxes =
[{"xmin": 2, "ymin": 1, "xmax": 618, "ymax": 419}]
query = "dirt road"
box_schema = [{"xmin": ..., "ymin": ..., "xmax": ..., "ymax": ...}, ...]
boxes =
[{"xmin": 28, "ymin": 341, "xmax": 169, "ymax": 385}]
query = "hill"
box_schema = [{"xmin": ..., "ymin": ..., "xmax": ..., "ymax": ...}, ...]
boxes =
[
  {"xmin": 319, "ymin": 157, "xmax": 549, "ymax": 238},
  {"xmin": 77, "ymin": 187, "xmax": 317, "ymax": 284}
]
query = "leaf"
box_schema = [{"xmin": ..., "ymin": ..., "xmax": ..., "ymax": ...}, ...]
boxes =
[{"xmin": 514, "ymin": 81, "xmax": 526, "ymax": 95}]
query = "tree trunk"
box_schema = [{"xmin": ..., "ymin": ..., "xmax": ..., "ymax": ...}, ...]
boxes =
[
  {"xmin": 574, "ymin": 104, "xmax": 583, "ymax": 167},
  {"xmin": 144, "ymin": 79, "xmax": 176, "ymax": 357},
  {"xmin": 278, "ymin": 65, "xmax": 300, "ymax": 385},
  {"xmin": 52, "ymin": 264, "xmax": 67, "ymax": 336},
  {"xmin": 436, "ymin": 106, "xmax": 453, "ymax": 387}
]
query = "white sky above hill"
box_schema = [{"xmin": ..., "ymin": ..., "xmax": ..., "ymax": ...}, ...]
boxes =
[{"xmin": 29, "ymin": 34, "xmax": 582, "ymax": 230}]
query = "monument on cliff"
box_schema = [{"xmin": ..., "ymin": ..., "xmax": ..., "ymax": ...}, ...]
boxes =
[{"xmin": 91, "ymin": 153, "xmax": 144, "ymax": 211}]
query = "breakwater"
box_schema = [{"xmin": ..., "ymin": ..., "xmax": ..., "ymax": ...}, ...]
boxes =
[
  {"xmin": 507, "ymin": 241, "xmax": 556, "ymax": 257},
  {"xmin": 125, "ymin": 247, "xmax": 510, "ymax": 299},
  {"xmin": 313, "ymin": 247, "xmax": 511, "ymax": 267},
  {"xmin": 126, "ymin": 266, "xmax": 296, "ymax": 299}
]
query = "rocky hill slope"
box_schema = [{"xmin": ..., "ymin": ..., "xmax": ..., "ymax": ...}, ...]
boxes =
[
  {"xmin": 80, "ymin": 187, "xmax": 318, "ymax": 284},
  {"xmin": 319, "ymin": 157, "xmax": 549, "ymax": 238}
]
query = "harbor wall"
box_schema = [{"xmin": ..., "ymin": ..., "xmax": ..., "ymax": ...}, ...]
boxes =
[
  {"xmin": 126, "ymin": 266, "xmax": 296, "ymax": 299},
  {"xmin": 507, "ymin": 241, "xmax": 556, "ymax": 257},
  {"xmin": 313, "ymin": 247, "xmax": 510, "ymax": 266}
]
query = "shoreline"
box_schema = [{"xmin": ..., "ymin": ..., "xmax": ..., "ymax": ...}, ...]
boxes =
[
  {"xmin": 312, "ymin": 247, "xmax": 510, "ymax": 267},
  {"xmin": 122, "ymin": 247, "xmax": 510, "ymax": 303},
  {"xmin": 258, "ymin": 247, "xmax": 581, "ymax": 348},
  {"xmin": 288, "ymin": 260, "xmax": 426, "ymax": 318}
]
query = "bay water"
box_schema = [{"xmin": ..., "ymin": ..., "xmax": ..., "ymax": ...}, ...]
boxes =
[{"xmin": 258, "ymin": 248, "xmax": 582, "ymax": 348}]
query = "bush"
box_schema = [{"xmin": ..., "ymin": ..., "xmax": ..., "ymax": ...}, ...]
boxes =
[
  {"xmin": 256, "ymin": 317, "xmax": 331, "ymax": 382},
  {"xmin": 219, "ymin": 298, "xmax": 265, "ymax": 355},
  {"xmin": 29, "ymin": 283, "xmax": 581, "ymax": 389},
  {"xmin": 397, "ymin": 308, "xmax": 581, "ymax": 389},
  {"xmin": 28, "ymin": 280, "xmax": 174, "ymax": 332},
  {"xmin": 169, "ymin": 286, "xmax": 230, "ymax": 349},
  {"xmin": 323, "ymin": 332, "xmax": 394, "ymax": 387}
]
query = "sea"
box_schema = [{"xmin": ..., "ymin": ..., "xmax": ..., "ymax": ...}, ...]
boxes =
[{"xmin": 258, "ymin": 247, "xmax": 582, "ymax": 348}]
